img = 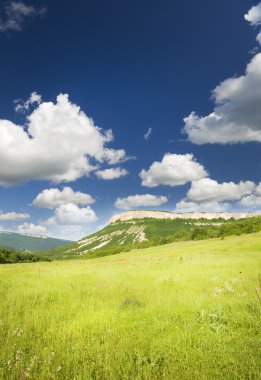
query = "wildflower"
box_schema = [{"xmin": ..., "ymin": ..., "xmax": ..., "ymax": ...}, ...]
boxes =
[
  {"xmin": 13, "ymin": 328, "xmax": 23, "ymax": 337},
  {"xmin": 24, "ymin": 370, "xmax": 30, "ymax": 378},
  {"xmin": 15, "ymin": 349, "xmax": 22, "ymax": 362},
  {"xmin": 224, "ymin": 281, "xmax": 235, "ymax": 292},
  {"xmin": 212, "ymin": 287, "xmax": 224, "ymax": 297},
  {"xmin": 213, "ymin": 287, "xmax": 223, "ymax": 293},
  {"xmin": 224, "ymin": 284, "xmax": 234, "ymax": 292},
  {"xmin": 57, "ymin": 365, "xmax": 62, "ymax": 372},
  {"xmin": 7, "ymin": 360, "xmax": 12, "ymax": 371}
]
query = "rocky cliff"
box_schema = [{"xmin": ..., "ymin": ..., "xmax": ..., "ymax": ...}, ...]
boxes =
[{"xmin": 110, "ymin": 210, "xmax": 261, "ymax": 223}]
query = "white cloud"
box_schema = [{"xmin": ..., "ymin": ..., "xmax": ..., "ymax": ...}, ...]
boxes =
[
  {"xmin": 175, "ymin": 178, "xmax": 255, "ymax": 212},
  {"xmin": 15, "ymin": 92, "xmax": 42, "ymax": 112},
  {"xmin": 102, "ymin": 148, "xmax": 128, "ymax": 165},
  {"xmin": 257, "ymin": 31, "xmax": 261, "ymax": 45},
  {"xmin": 140, "ymin": 153, "xmax": 207, "ymax": 187},
  {"xmin": 183, "ymin": 53, "xmax": 261, "ymax": 144},
  {"xmin": 245, "ymin": 3, "xmax": 261, "ymax": 46},
  {"xmin": 187, "ymin": 178, "xmax": 255, "ymax": 203},
  {"xmin": 240, "ymin": 194, "xmax": 261, "ymax": 208},
  {"xmin": 32, "ymin": 187, "xmax": 95, "ymax": 209},
  {"xmin": 184, "ymin": 5, "xmax": 261, "ymax": 145},
  {"xmin": 256, "ymin": 183, "xmax": 261, "ymax": 196},
  {"xmin": 239, "ymin": 182, "xmax": 261, "ymax": 209},
  {"xmin": 47, "ymin": 203, "xmax": 97, "ymax": 225},
  {"xmin": 0, "ymin": 93, "xmax": 127, "ymax": 186},
  {"xmin": 144, "ymin": 127, "xmax": 152, "ymax": 140},
  {"xmin": 0, "ymin": 1, "xmax": 46, "ymax": 33},
  {"xmin": 0, "ymin": 211, "xmax": 30, "ymax": 221},
  {"xmin": 244, "ymin": 2, "xmax": 261, "ymax": 26},
  {"xmin": 32, "ymin": 187, "xmax": 98, "ymax": 238},
  {"xmin": 95, "ymin": 167, "xmax": 128, "ymax": 180},
  {"xmin": 18, "ymin": 223, "xmax": 47, "ymax": 235},
  {"xmin": 175, "ymin": 199, "xmax": 229, "ymax": 213},
  {"xmin": 114, "ymin": 194, "xmax": 168, "ymax": 210}
]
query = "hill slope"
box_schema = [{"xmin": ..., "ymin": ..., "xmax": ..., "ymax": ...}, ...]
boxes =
[
  {"xmin": 0, "ymin": 233, "xmax": 260, "ymax": 379},
  {"xmin": 0, "ymin": 231, "xmax": 71, "ymax": 252},
  {"xmin": 47, "ymin": 214, "xmax": 261, "ymax": 259}
]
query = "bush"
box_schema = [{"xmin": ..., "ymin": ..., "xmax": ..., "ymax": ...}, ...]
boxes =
[{"xmin": 0, "ymin": 247, "xmax": 50, "ymax": 264}]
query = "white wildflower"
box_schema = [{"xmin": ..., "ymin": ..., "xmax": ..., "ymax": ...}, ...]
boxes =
[
  {"xmin": 225, "ymin": 285, "xmax": 234, "ymax": 292},
  {"xmin": 13, "ymin": 328, "xmax": 23, "ymax": 337}
]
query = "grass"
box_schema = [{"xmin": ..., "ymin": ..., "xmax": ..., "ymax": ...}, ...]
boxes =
[{"xmin": 0, "ymin": 233, "xmax": 261, "ymax": 379}]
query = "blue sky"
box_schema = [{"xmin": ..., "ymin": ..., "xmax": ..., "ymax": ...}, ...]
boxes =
[{"xmin": 0, "ymin": 0, "xmax": 261, "ymax": 240}]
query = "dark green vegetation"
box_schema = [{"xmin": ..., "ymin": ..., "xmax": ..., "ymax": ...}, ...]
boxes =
[
  {"xmin": 0, "ymin": 231, "xmax": 71, "ymax": 252},
  {"xmin": 0, "ymin": 246, "xmax": 50, "ymax": 264},
  {"xmin": 48, "ymin": 216, "xmax": 261, "ymax": 260}
]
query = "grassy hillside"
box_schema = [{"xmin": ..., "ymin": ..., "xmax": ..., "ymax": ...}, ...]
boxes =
[
  {"xmin": 0, "ymin": 231, "xmax": 71, "ymax": 252},
  {"xmin": 0, "ymin": 233, "xmax": 260, "ymax": 379},
  {"xmin": 48, "ymin": 216, "xmax": 261, "ymax": 259}
]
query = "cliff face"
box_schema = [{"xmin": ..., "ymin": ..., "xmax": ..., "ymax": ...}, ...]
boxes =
[{"xmin": 110, "ymin": 210, "xmax": 261, "ymax": 223}]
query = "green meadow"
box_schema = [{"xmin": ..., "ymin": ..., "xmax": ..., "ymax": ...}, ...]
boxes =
[{"xmin": 0, "ymin": 233, "xmax": 260, "ymax": 379}]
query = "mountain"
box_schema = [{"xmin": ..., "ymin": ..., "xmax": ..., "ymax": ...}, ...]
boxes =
[
  {"xmin": 45, "ymin": 211, "xmax": 261, "ymax": 260},
  {"xmin": 0, "ymin": 231, "xmax": 71, "ymax": 252}
]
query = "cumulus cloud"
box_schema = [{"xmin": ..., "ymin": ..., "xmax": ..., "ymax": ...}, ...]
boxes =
[
  {"xmin": 140, "ymin": 153, "xmax": 207, "ymax": 187},
  {"xmin": 114, "ymin": 194, "xmax": 168, "ymax": 210},
  {"xmin": 32, "ymin": 187, "xmax": 95, "ymax": 209},
  {"xmin": 15, "ymin": 92, "xmax": 42, "ymax": 112},
  {"xmin": 183, "ymin": 53, "xmax": 261, "ymax": 144},
  {"xmin": 144, "ymin": 127, "xmax": 153, "ymax": 140},
  {"xmin": 183, "ymin": 4, "xmax": 261, "ymax": 145},
  {"xmin": 95, "ymin": 167, "xmax": 128, "ymax": 180},
  {"xmin": 175, "ymin": 199, "xmax": 230, "ymax": 213},
  {"xmin": 244, "ymin": 2, "xmax": 261, "ymax": 26},
  {"xmin": 102, "ymin": 148, "xmax": 129, "ymax": 165},
  {"xmin": 18, "ymin": 223, "xmax": 47, "ymax": 235},
  {"xmin": 186, "ymin": 178, "xmax": 255, "ymax": 203},
  {"xmin": 245, "ymin": 3, "xmax": 261, "ymax": 46},
  {"xmin": 0, "ymin": 1, "xmax": 46, "ymax": 33},
  {"xmin": 32, "ymin": 186, "xmax": 98, "ymax": 237},
  {"xmin": 0, "ymin": 211, "xmax": 30, "ymax": 221},
  {"xmin": 240, "ymin": 194, "xmax": 261, "ymax": 208},
  {"xmin": 47, "ymin": 203, "xmax": 97, "ymax": 225},
  {"xmin": 175, "ymin": 178, "xmax": 255, "ymax": 212},
  {"xmin": 0, "ymin": 93, "xmax": 127, "ymax": 186},
  {"xmin": 239, "ymin": 182, "xmax": 261, "ymax": 209},
  {"xmin": 257, "ymin": 31, "xmax": 261, "ymax": 45}
]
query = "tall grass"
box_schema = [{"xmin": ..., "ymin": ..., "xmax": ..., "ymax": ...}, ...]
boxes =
[{"xmin": 0, "ymin": 233, "xmax": 260, "ymax": 379}]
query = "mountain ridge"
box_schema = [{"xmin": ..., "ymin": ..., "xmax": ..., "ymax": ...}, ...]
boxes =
[
  {"xmin": 0, "ymin": 231, "xmax": 71, "ymax": 252},
  {"xmin": 110, "ymin": 210, "xmax": 261, "ymax": 223}
]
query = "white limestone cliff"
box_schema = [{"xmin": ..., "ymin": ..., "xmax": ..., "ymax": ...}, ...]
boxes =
[{"xmin": 110, "ymin": 210, "xmax": 261, "ymax": 223}]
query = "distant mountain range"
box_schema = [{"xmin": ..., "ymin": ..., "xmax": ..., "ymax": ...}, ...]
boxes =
[{"xmin": 0, "ymin": 231, "xmax": 71, "ymax": 252}]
